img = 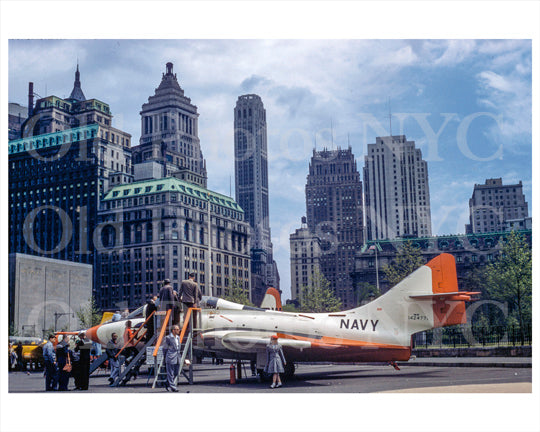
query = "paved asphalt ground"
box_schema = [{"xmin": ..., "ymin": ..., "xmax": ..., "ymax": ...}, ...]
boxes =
[{"xmin": 8, "ymin": 357, "xmax": 532, "ymax": 393}]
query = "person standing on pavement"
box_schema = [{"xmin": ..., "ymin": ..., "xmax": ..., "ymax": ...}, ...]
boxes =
[
  {"xmin": 73, "ymin": 332, "xmax": 90, "ymax": 390},
  {"xmin": 55, "ymin": 335, "xmax": 71, "ymax": 391},
  {"xmin": 144, "ymin": 296, "xmax": 158, "ymax": 342},
  {"xmin": 15, "ymin": 340, "xmax": 24, "ymax": 371},
  {"xmin": 265, "ymin": 335, "xmax": 286, "ymax": 389},
  {"xmin": 43, "ymin": 334, "xmax": 58, "ymax": 391},
  {"xmin": 106, "ymin": 333, "xmax": 120, "ymax": 386},
  {"xmin": 162, "ymin": 325, "xmax": 182, "ymax": 392},
  {"xmin": 179, "ymin": 273, "xmax": 202, "ymax": 330}
]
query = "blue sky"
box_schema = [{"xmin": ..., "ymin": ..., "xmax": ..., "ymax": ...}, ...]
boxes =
[{"xmin": 8, "ymin": 39, "xmax": 532, "ymax": 300}]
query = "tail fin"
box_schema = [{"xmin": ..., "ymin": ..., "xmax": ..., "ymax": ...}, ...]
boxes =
[
  {"xmin": 260, "ymin": 287, "xmax": 282, "ymax": 311},
  {"xmin": 359, "ymin": 253, "xmax": 479, "ymax": 339}
]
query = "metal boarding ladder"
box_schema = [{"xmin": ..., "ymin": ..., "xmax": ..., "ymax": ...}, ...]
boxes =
[
  {"xmin": 89, "ymin": 352, "xmax": 109, "ymax": 375},
  {"xmin": 151, "ymin": 308, "xmax": 199, "ymax": 388},
  {"xmin": 111, "ymin": 333, "xmax": 157, "ymax": 387},
  {"xmin": 110, "ymin": 310, "xmax": 157, "ymax": 387}
]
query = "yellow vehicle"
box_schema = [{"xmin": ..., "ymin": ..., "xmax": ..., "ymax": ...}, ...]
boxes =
[{"xmin": 9, "ymin": 337, "xmax": 47, "ymax": 370}]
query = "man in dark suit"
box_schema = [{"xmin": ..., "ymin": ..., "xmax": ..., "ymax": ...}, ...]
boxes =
[
  {"xmin": 144, "ymin": 295, "xmax": 158, "ymax": 341},
  {"xmin": 179, "ymin": 273, "xmax": 202, "ymax": 330},
  {"xmin": 161, "ymin": 325, "xmax": 182, "ymax": 392},
  {"xmin": 159, "ymin": 279, "xmax": 178, "ymax": 326},
  {"xmin": 73, "ymin": 332, "xmax": 91, "ymax": 390}
]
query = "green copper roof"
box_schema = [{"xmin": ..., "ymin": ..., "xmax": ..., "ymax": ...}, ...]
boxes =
[
  {"xmin": 103, "ymin": 177, "xmax": 244, "ymax": 213},
  {"xmin": 9, "ymin": 124, "xmax": 99, "ymax": 155}
]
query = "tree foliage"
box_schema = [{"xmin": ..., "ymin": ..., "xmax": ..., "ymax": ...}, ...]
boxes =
[
  {"xmin": 381, "ymin": 241, "xmax": 424, "ymax": 287},
  {"xmin": 224, "ymin": 279, "xmax": 254, "ymax": 307},
  {"xmin": 355, "ymin": 281, "xmax": 380, "ymax": 305},
  {"xmin": 485, "ymin": 231, "xmax": 532, "ymax": 333},
  {"xmin": 300, "ymin": 270, "xmax": 342, "ymax": 313},
  {"xmin": 76, "ymin": 297, "xmax": 102, "ymax": 329},
  {"xmin": 282, "ymin": 303, "xmax": 299, "ymax": 313},
  {"xmin": 9, "ymin": 323, "xmax": 20, "ymax": 337}
]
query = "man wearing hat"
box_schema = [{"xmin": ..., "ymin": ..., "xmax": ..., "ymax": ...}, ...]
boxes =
[
  {"xmin": 179, "ymin": 273, "xmax": 202, "ymax": 330},
  {"xmin": 159, "ymin": 278, "xmax": 177, "ymax": 325}
]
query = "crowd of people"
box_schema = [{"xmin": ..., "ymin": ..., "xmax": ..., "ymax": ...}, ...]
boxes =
[{"xmin": 41, "ymin": 332, "xmax": 92, "ymax": 391}]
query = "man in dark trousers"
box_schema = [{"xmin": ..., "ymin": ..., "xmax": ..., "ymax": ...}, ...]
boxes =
[
  {"xmin": 144, "ymin": 295, "xmax": 158, "ymax": 342},
  {"xmin": 179, "ymin": 273, "xmax": 202, "ymax": 330},
  {"xmin": 106, "ymin": 332, "xmax": 120, "ymax": 386},
  {"xmin": 42, "ymin": 334, "xmax": 58, "ymax": 391},
  {"xmin": 73, "ymin": 332, "xmax": 91, "ymax": 390}
]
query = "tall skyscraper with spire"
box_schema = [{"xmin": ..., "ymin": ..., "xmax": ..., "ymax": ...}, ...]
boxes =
[
  {"xmin": 234, "ymin": 94, "xmax": 279, "ymax": 304},
  {"xmin": 363, "ymin": 135, "xmax": 432, "ymax": 240},
  {"xmin": 133, "ymin": 62, "xmax": 207, "ymax": 186}
]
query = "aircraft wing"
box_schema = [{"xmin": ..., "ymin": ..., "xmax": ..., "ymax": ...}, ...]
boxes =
[{"xmin": 201, "ymin": 330, "xmax": 311, "ymax": 352}]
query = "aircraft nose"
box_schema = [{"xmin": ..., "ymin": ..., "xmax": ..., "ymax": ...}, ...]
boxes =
[{"xmin": 85, "ymin": 324, "xmax": 100, "ymax": 343}]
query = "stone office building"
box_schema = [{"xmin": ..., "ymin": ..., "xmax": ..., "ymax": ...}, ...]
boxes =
[
  {"xmin": 466, "ymin": 178, "xmax": 529, "ymax": 234},
  {"xmin": 96, "ymin": 176, "xmax": 251, "ymax": 309},
  {"xmin": 289, "ymin": 217, "xmax": 322, "ymax": 304}
]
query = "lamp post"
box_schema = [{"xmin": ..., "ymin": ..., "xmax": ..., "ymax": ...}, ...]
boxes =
[
  {"xmin": 375, "ymin": 244, "xmax": 379, "ymax": 293},
  {"xmin": 54, "ymin": 312, "xmax": 74, "ymax": 332}
]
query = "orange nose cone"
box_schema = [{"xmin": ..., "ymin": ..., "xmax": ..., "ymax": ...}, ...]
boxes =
[{"xmin": 85, "ymin": 324, "xmax": 100, "ymax": 343}]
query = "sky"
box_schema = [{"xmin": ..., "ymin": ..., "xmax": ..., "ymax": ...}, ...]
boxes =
[{"xmin": 8, "ymin": 39, "xmax": 533, "ymax": 301}]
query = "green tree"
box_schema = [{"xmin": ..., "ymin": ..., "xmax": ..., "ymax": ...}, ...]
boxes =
[
  {"xmin": 9, "ymin": 323, "xmax": 20, "ymax": 337},
  {"xmin": 282, "ymin": 303, "xmax": 299, "ymax": 313},
  {"xmin": 381, "ymin": 241, "xmax": 424, "ymax": 287},
  {"xmin": 224, "ymin": 279, "xmax": 254, "ymax": 307},
  {"xmin": 354, "ymin": 281, "xmax": 380, "ymax": 305},
  {"xmin": 300, "ymin": 271, "xmax": 342, "ymax": 313},
  {"xmin": 76, "ymin": 297, "xmax": 103, "ymax": 329},
  {"xmin": 485, "ymin": 231, "xmax": 532, "ymax": 342}
]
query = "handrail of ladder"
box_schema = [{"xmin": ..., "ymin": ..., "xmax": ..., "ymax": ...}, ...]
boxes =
[
  {"xmin": 179, "ymin": 308, "xmax": 201, "ymax": 344},
  {"xmin": 115, "ymin": 310, "xmax": 156, "ymax": 359},
  {"xmin": 153, "ymin": 309, "xmax": 172, "ymax": 357}
]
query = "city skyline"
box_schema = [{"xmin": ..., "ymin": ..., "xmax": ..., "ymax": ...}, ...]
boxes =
[{"xmin": 8, "ymin": 39, "xmax": 533, "ymax": 301}]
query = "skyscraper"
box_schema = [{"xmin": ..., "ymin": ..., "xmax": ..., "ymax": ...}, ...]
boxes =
[
  {"xmin": 133, "ymin": 62, "xmax": 207, "ymax": 186},
  {"xmin": 363, "ymin": 135, "xmax": 431, "ymax": 240},
  {"xmin": 290, "ymin": 217, "xmax": 321, "ymax": 304},
  {"xmin": 234, "ymin": 94, "xmax": 279, "ymax": 305},
  {"xmin": 466, "ymin": 178, "xmax": 529, "ymax": 234},
  {"xmin": 303, "ymin": 147, "xmax": 363, "ymax": 308}
]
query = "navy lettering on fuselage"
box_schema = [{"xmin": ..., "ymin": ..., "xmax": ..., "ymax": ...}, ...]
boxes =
[{"xmin": 340, "ymin": 319, "xmax": 379, "ymax": 332}]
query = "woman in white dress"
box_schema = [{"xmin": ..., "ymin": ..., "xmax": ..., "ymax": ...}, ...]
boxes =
[{"xmin": 265, "ymin": 335, "xmax": 286, "ymax": 388}]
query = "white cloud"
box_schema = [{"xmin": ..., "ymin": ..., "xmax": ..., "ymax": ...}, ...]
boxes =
[{"xmin": 477, "ymin": 71, "xmax": 513, "ymax": 93}]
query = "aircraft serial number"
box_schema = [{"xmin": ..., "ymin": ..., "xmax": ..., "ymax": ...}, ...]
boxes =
[{"xmin": 408, "ymin": 313, "xmax": 428, "ymax": 321}]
